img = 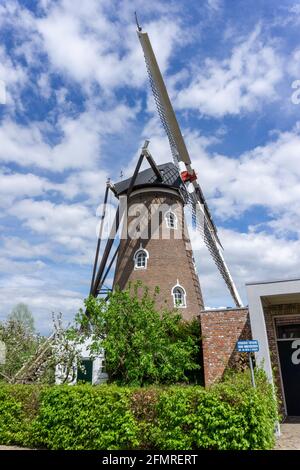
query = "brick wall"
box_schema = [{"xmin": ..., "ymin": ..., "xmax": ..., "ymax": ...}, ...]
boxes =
[
  {"xmin": 199, "ymin": 308, "xmax": 251, "ymax": 386},
  {"xmin": 113, "ymin": 188, "xmax": 204, "ymax": 321}
]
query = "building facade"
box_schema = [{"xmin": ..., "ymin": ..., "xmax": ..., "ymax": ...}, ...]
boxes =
[{"xmin": 199, "ymin": 279, "xmax": 300, "ymax": 419}]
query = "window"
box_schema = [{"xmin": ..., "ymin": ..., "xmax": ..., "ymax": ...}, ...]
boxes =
[
  {"xmin": 101, "ymin": 360, "xmax": 106, "ymax": 374},
  {"xmin": 165, "ymin": 210, "xmax": 177, "ymax": 229},
  {"xmin": 134, "ymin": 248, "xmax": 149, "ymax": 269},
  {"xmin": 172, "ymin": 284, "xmax": 186, "ymax": 308},
  {"xmin": 277, "ymin": 324, "xmax": 300, "ymax": 340}
]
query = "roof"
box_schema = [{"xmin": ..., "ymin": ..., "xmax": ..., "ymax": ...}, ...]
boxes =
[
  {"xmin": 113, "ymin": 162, "xmax": 183, "ymax": 196},
  {"xmin": 246, "ymin": 278, "xmax": 300, "ymax": 286}
]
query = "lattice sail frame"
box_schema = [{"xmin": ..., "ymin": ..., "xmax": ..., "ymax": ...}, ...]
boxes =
[{"xmin": 137, "ymin": 30, "xmax": 243, "ymax": 308}]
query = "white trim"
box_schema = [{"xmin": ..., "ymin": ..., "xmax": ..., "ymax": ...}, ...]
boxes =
[
  {"xmin": 247, "ymin": 279, "xmax": 300, "ymax": 425},
  {"xmin": 133, "ymin": 246, "xmax": 149, "ymax": 270},
  {"xmin": 165, "ymin": 210, "xmax": 178, "ymax": 230},
  {"xmin": 171, "ymin": 282, "xmax": 187, "ymax": 308},
  {"xmin": 247, "ymin": 278, "xmax": 300, "ymax": 286},
  {"xmin": 247, "ymin": 279, "xmax": 300, "ymax": 384},
  {"xmin": 129, "ymin": 187, "xmax": 181, "ymax": 198}
]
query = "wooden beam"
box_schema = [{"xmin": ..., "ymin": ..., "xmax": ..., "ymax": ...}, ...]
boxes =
[
  {"xmin": 89, "ymin": 184, "xmax": 109, "ymax": 294},
  {"xmin": 145, "ymin": 152, "xmax": 163, "ymax": 181}
]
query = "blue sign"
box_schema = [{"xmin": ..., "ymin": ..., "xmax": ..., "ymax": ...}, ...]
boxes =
[{"xmin": 236, "ymin": 340, "xmax": 259, "ymax": 353}]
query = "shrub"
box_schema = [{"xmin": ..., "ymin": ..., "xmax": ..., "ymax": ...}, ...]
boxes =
[
  {"xmin": 0, "ymin": 387, "xmax": 25, "ymax": 444},
  {"xmin": 77, "ymin": 284, "xmax": 201, "ymax": 386},
  {"xmin": 134, "ymin": 370, "xmax": 277, "ymax": 450},
  {"xmin": 0, "ymin": 384, "xmax": 44, "ymax": 446},
  {"xmin": 31, "ymin": 385, "xmax": 139, "ymax": 450},
  {"xmin": 0, "ymin": 370, "xmax": 278, "ymax": 450}
]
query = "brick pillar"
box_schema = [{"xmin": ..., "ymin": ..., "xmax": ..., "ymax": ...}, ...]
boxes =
[{"xmin": 199, "ymin": 308, "xmax": 251, "ymax": 386}]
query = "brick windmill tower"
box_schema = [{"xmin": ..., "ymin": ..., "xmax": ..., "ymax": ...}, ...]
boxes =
[
  {"xmin": 112, "ymin": 146, "xmax": 204, "ymax": 321},
  {"xmin": 89, "ymin": 21, "xmax": 243, "ymax": 319}
]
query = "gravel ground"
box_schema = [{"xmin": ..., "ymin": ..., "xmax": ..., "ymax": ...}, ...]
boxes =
[{"xmin": 0, "ymin": 445, "xmax": 31, "ymax": 450}]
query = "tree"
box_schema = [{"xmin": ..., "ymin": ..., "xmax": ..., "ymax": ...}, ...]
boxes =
[
  {"xmin": 76, "ymin": 282, "xmax": 200, "ymax": 386},
  {"xmin": 0, "ymin": 311, "xmax": 84, "ymax": 384},
  {"xmin": 0, "ymin": 317, "xmax": 39, "ymax": 379},
  {"xmin": 9, "ymin": 303, "xmax": 35, "ymax": 334}
]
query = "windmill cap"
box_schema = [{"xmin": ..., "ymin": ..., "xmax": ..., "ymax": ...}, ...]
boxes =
[{"xmin": 113, "ymin": 162, "xmax": 183, "ymax": 197}]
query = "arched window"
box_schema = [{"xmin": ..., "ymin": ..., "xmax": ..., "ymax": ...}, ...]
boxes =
[
  {"xmin": 134, "ymin": 248, "xmax": 149, "ymax": 270},
  {"xmin": 172, "ymin": 283, "xmax": 186, "ymax": 308},
  {"xmin": 165, "ymin": 210, "xmax": 177, "ymax": 229}
]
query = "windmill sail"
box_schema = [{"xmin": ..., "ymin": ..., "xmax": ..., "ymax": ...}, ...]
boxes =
[{"xmin": 137, "ymin": 29, "xmax": 243, "ymax": 308}]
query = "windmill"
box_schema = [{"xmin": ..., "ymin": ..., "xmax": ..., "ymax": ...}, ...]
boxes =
[{"xmin": 89, "ymin": 20, "xmax": 243, "ymax": 314}]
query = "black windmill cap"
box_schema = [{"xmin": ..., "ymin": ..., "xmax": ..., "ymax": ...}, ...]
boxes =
[{"xmin": 114, "ymin": 162, "xmax": 184, "ymax": 197}]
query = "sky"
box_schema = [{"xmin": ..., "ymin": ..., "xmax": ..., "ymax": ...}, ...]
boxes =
[{"xmin": 0, "ymin": 0, "xmax": 300, "ymax": 334}]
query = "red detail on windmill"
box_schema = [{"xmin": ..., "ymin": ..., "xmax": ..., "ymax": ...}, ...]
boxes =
[{"xmin": 180, "ymin": 170, "xmax": 197, "ymax": 183}]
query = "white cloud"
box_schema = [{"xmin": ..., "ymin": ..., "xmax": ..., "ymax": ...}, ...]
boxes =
[
  {"xmin": 4, "ymin": 113, "xmax": 98, "ymax": 170},
  {"xmin": 61, "ymin": 170, "xmax": 109, "ymax": 204},
  {"xmin": 190, "ymin": 226, "xmax": 300, "ymax": 307},
  {"xmin": 0, "ymin": 102, "xmax": 137, "ymax": 171},
  {"xmin": 0, "ymin": 170, "xmax": 58, "ymax": 208},
  {"xmin": 9, "ymin": 199, "xmax": 96, "ymax": 241},
  {"xmin": 0, "ymin": 79, "xmax": 6, "ymax": 105},
  {"xmin": 184, "ymin": 123, "xmax": 300, "ymax": 231},
  {"xmin": 0, "ymin": 45, "xmax": 27, "ymax": 106},
  {"xmin": 0, "ymin": 271, "xmax": 83, "ymax": 334},
  {"xmin": 34, "ymin": 0, "xmax": 182, "ymax": 93},
  {"xmin": 176, "ymin": 27, "xmax": 283, "ymax": 117},
  {"xmin": 288, "ymin": 48, "xmax": 300, "ymax": 78},
  {"xmin": 0, "ymin": 237, "xmax": 52, "ymax": 261},
  {"xmin": 207, "ymin": 0, "xmax": 222, "ymax": 12}
]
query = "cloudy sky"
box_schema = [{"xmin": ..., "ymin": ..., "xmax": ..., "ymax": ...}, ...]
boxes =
[{"xmin": 0, "ymin": 0, "xmax": 300, "ymax": 333}]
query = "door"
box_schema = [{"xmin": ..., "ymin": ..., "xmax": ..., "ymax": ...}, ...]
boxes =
[
  {"xmin": 77, "ymin": 359, "xmax": 93, "ymax": 383},
  {"xmin": 277, "ymin": 323, "xmax": 300, "ymax": 416}
]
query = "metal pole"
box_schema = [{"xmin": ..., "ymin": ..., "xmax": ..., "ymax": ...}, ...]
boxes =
[
  {"xmin": 91, "ymin": 206, "xmax": 120, "ymax": 297},
  {"xmin": 249, "ymin": 352, "xmax": 256, "ymax": 388}
]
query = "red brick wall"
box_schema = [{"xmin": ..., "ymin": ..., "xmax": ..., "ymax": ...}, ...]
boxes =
[
  {"xmin": 199, "ymin": 304, "xmax": 300, "ymax": 413},
  {"xmin": 199, "ymin": 308, "xmax": 251, "ymax": 386},
  {"xmin": 113, "ymin": 188, "xmax": 204, "ymax": 321}
]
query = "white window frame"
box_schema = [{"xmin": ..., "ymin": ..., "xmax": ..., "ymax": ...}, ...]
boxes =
[
  {"xmin": 172, "ymin": 283, "xmax": 187, "ymax": 308},
  {"xmin": 165, "ymin": 210, "xmax": 178, "ymax": 230},
  {"xmin": 134, "ymin": 247, "xmax": 149, "ymax": 270}
]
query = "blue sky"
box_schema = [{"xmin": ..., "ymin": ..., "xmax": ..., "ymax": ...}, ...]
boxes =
[{"xmin": 0, "ymin": 0, "xmax": 300, "ymax": 333}]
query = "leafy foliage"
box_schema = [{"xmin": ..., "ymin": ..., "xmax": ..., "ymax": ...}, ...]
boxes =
[
  {"xmin": 30, "ymin": 385, "xmax": 139, "ymax": 450},
  {"xmin": 75, "ymin": 283, "xmax": 200, "ymax": 386},
  {"xmin": 0, "ymin": 370, "xmax": 278, "ymax": 450},
  {"xmin": 147, "ymin": 369, "xmax": 278, "ymax": 450},
  {"xmin": 0, "ymin": 387, "xmax": 25, "ymax": 444},
  {"xmin": 0, "ymin": 384, "xmax": 46, "ymax": 446}
]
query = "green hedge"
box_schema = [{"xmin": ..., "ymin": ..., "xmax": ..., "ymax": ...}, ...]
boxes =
[{"xmin": 0, "ymin": 370, "xmax": 278, "ymax": 450}]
